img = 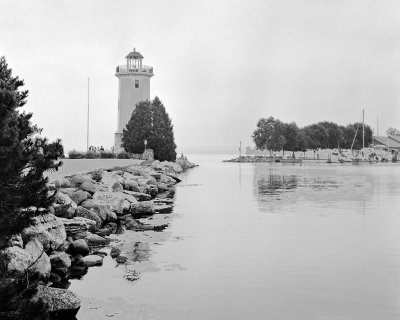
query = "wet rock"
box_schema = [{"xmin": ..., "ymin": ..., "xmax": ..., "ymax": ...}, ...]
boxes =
[
  {"xmin": 84, "ymin": 232, "xmax": 110, "ymax": 247},
  {"xmin": 154, "ymin": 203, "xmax": 173, "ymax": 214},
  {"xmin": 80, "ymin": 254, "xmax": 103, "ymax": 267},
  {"xmin": 30, "ymin": 285, "xmax": 81, "ymax": 318},
  {"xmin": 157, "ymin": 182, "xmax": 170, "ymax": 192},
  {"xmin": 93, "ymin": 228, "xmax": 112, "ymax": 237},
  {"xmin": 116, "ymin": 255, "xmax": 128, "ymax": 264},
  {"xmin": 0, "ymin": 246, "xmax": 33, "ymax": 276},
  {"xmin": 75, "ymin": 206, "xmax": 102, "ymax": 228},
  {"xmin": 22, "ymin": 213, "xmax": 67, "ymax": 251},
  {"xmin": 122, "ymin": 190, "xmax": 151, "ymax": 201},
  {"xmin": 93, "ymin": 251, "xmax": 107, "ymax": 257},
  {"xmin": 25, "ymin": 239, "xmax": 51, "ymax": 280},
  {"xmin": 166, "ymin": 172, "xmax": 181, "ymax": 183},
  {"xmin": 49, "ymin": 251, "xmax": 71, "ymax": 269},
  {"xmin": 70, "ymin": 190, "xmax": 91, "ymax": 205},
  {"xmin": 69, "ymin": 239, "xmax": 90, "ymax": 256},
  {"xmin": 130, "ymin": 201, "xmax": 155, "ymax": 216},
  {"xmin": 104, "ymin": 222, "xmax": 118, "ymax": 234},
  {"xmin": 110, "ymin": 247, "xmax": 121, "ymax": 258}
]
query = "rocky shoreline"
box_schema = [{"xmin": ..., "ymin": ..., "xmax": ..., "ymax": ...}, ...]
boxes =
[{"xmin": 1, "ymin": 158, "xmax": 197, "ymax": 319}]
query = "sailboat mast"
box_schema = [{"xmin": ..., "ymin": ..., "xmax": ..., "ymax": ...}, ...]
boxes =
[
  {"xmin": 362, "ymin": 109, "xmax": 365, "ymax": 149},
  {"xmin": 87, "ymin": 77, "xmax": 90, "ymax": 151}
]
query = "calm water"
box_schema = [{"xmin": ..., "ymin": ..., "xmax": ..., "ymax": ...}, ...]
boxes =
[{"xmin": 69, "ymin": 155, "xmax": 400, "ymax": 320}]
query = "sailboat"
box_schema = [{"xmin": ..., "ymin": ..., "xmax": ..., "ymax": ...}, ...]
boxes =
[{"xmin": 338, "ymin": 110, "xmax": 391, "ymax": 163}]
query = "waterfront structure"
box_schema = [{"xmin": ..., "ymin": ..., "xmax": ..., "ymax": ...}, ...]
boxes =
[{"xmin": 114, "ymin": 48, "xmax": 154, "ymax": 152}]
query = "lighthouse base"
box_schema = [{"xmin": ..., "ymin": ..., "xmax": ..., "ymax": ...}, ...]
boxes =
[{"xmin": 114, "ymin": 132, "xmax": 123, "ymax": 154}]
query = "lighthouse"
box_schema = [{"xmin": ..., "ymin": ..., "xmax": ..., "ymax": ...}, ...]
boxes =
[{"xmin": 114, "ymin": 48, "xmax": 154, "ymax": 152}]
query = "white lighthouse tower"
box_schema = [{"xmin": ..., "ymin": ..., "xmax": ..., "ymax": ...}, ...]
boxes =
[{"xmin": 114, "ymin": 48, "xmax": 154, "ymax": 152}]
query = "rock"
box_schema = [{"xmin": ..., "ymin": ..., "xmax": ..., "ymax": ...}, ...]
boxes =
[
  {"xmin": 84, "ymin": 232, "xmax": 110, "ymax": 247},
  {"xmin": 124, "ymin": 179, "xmax": 140, "ymax": 191},
  {"xmin": 70, "ymin": 239, "xmax": 90, "ymax": 256},
  {"xmin": 122, "ymin": 200, "xmax": 131, "ymax": 213},
  {"xmin": 164, "ymin": 161, "xmax": 183, "ymax": 173},
  {"xmin": 130, "ymin": 201, "xmax": 155, "ymax": 216},
  {"xmin": 80, "ymin": 254, "xmax": 103, "ymax": 267},
  {"xmin": 49, "ymin": 272, "xmax": 62, "ymax": 286},
  {"xmin": 75, "ymin": 206, "xmax": 102, "ymax": 228},
  {"xmin": 122, "ymin": 171, "xmax": 135, "ymax": 180},
  {"xmin": 81, "ymin": 199, "xmax": 116, "ymax": 222},
  {"xmin": 49, "ymin": 251, "xmax": 71, "ymax": 269},
  {"xmin": 53, "ymin": 177, "xmax": 72, "ymax": 188},
  {"xmin": 31, "ymin": 285, "xmax": 81, "ymax": 318},
  {"xmin": 68, "ymin": 174, "xmax": 93, "ymax": 187},
  {"xmin": 59, "ymin": 187, "xmax": 78, "ymax": 198},
  {"xmin": 103, "ymin": 222, "xmax": 118, "ymax": 234},
  {"xmin": 144, "ymin": 185, "xmax": 159, "ymax": 198},
  {"xmin": 70, "ymin": 190, "xmax": 91, "ymax": 205},
  {"xmin": 93, "ymin": 251, "xmax": 107, "ymax": 257},
  {"xmin": 166, "ymin": 172, "xmax": 182, "ymax": 182},
  {"xmin": 54, "ymin": 192, "xmax": 77, "ymax": 218},
  {"xmin": 79, "ymin": 180, "xmax": 98, "ymax": 194},
  {"xmin": 149, "ymin": 172, "xmax": 161, "ymax": 181},
  {"xmin": 101, "ymin": 171, "xmax": 125, "ymax": 190},
  {"xmin": 137, "ymin": 178, "xmax": 151, "ymax": 186},
  {"xmin": 116, "ymin": 255, "xmax": 128, "ymax": 264},
  {"xmin": 8, "ymin": 234, "xmax": 23, "ymax": 248},
  {"xmin": 123, "ymin": 190, "xmax": 151, "ymax": 201},
  {"xmin": 146, "ymin": 176, "xmax": 158, "ymax": 185},
  {"xmin": 159, "ymin": 174, "xmax": 170, "ymax": 184},
  {"xmin": 0, "ymin": 246, "xmax": 33, "ymax": 276},
  {"xmin": 157, "ymin": 182, "xmax": 170, "ymax": 192},
  {"xmin": 176, "ymin": 158, "xmax": 197, "ymax": 170},
  {"xmin": 154, "ymin": 203, "xmax": 173, "ymax": 214},
  {"xmin": 112, "ymin": 182, "xmax": 124, "ymax": 192},
  {"xmin": 125, "ymin": 217, "xmax": 154, "ymax": 231},
  {"xmin": 59, "ymin": 217, "xmax": 97, "ymax": 236},
  {"xmin": 22, "ymin": 213, "xmax": 67, "ymax": 251},
  {"xmin": 93, "ymin": 228, "xmax": 112, "ymax": 237},
  {"xmin": 92, "ymin": 191, "xmax": 125, "ymax": 214},
  {"xmin": 110, "ymin": 247, "xmax": 121, "ymax": 258},
  {"xmin": 25, "ymin": 239, "xmax": 51, "ymax": 279}
]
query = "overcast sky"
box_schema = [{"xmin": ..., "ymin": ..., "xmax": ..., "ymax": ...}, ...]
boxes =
[{"xmin": 1, "ymin": 0, "xmax": 399, "ymax": 153}]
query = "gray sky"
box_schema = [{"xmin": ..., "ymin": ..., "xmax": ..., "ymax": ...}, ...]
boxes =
[{"xmin": 1, "ymin": 0, "xmax": 399, "ymax": 153}]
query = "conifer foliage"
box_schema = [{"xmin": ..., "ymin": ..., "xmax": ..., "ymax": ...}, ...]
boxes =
[
  {"xmin": 122, "ymin": 97, "xmax": 177, "ymax": 161},
  {"xmin": 0, "ymin": 57, "xmax": 63, "ymax": 246}
]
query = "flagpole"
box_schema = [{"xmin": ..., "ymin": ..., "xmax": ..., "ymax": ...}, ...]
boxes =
[{"xmin": 87, "ymin": 77, "xmax": 90, "ymax": 151}]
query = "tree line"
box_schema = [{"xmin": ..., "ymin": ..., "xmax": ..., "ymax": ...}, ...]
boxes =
[{"xmin": 253, "ymin": 117, "xmax": 373, "ymax": 155}]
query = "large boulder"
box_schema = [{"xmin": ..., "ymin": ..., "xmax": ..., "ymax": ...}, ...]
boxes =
[
  {"xmin": 30, "ymin": 285, "xmax": 81, "ymax": 318},
  {"xmin": 25, "ymin": 239, "xmax": 51, "ymax": 280},
  {"xmin": 93, "ymin": 191, "xmax": 125, "ymax": 214},
  {"xmin": 70, "ymin": 190, "xmax": 91, "ymax": 205},
  {"xmin": 101, "ymin": 171, "xmax": 125, "ymax": 191},
  {"xmin": 80, "ymin": 254, "xmax": 103, "ymax": 267},
  {"xmin": 69, "ymin": 239, "xmax": 90, "ymax": 256},
  {"xmin": 130, "ymin": 201, "xmax": 155, "ymax": 216},
  {"xmin": 49, "ymin": 251, "xmax": 71, "ymax": 269},
  {"xmin": 122, "ymin": 171, "xmax": 136, "ymax": 180},
  {"xmin": 84, "ymin": 232, "xmax": 110, "ymax": 247},
  {"xmin": 81, "ymin": 199, "xmax": 116, "ymax": 223},
  {"xmin": 176, "ymin": 158, "xmax": 197, "ymax": 170},
  {"xmin": 53, "ymin": 192, "xmax": 77, "ymax": 218},
  {"xmin": 8, "ymin": 234, "xmax": 23, "ymax": 248},
  {"xmin": 68, "ymin": 174, "xmax": 93, "ymax": 187},
  {"xmin": 75, "ymin": 206, "xmax": 102, "ymax": 228},
  {"xmin": 163, "ymin": 161, "xmax": 183, "ymax": 173},
  {"xmin": 0, "ymin": 246, "xmax": 33, "ymax": 276},
  {"xmin": 22, "ymin": 213, "xmax": 67, "ymax": 251}
]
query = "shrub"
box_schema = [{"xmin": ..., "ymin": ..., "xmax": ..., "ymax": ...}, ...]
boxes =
[
  {"xmin": 90, "ymin": 169, "xmax": 103, "ymax": 182},
  {"xmin": 99, "ymin": 151, "xmax": 115, "ymax": 159},
  {"xmin": 116, "ymin": 152, "xmax": 131, "ymax": 159},
  {"xmin": 68, "ymin": 150, "xmax": 85, "ymax": 159}
]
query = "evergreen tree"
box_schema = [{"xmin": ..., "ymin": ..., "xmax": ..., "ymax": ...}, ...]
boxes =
[
  {"xmin": 122, "ymin": 97, "xmax": 177, "ymax": 161},
  {"xmin": 0, "ymin": 56, "xmax": 63, "ymax": 247}
]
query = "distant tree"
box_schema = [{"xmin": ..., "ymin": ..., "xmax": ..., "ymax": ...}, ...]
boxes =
[
  {"xmin": 318, "ymin": 121, "xmax": 345, "ymax": 149},
  {"xmin": 0, "ymin": 57, "xmax": 63, "ymax": 247},
  {"xmin": 122, "ymin": 97, "xmax": 177, "ymax": 161},
  {"xmin": 343, "ymin": 123, "xmax": 373, "ymax": 150},
  {"xmin": 386, "ymin": 127, "xmax": 400, "ymax": 136},
  {"xmin": 253, "ymin": 117, "xmax": 286, "ymax": 155},
  {"xmin": 303, "ymin": 124, "xmax": 328, "ymax": 157},
  {"xmin": 282, "ymin": 122, "xmax": 300, "ymax": 156}
]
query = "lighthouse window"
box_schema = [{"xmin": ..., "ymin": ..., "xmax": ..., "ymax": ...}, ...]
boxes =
[{"xmin": 135, "ymin": 80, "xmax": 139, "ymax": 88}]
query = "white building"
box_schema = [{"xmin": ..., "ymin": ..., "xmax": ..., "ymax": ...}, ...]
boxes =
[{"xmin": 114, "ymin": 48, "xmax": 154, "ymax": 152}]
